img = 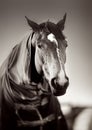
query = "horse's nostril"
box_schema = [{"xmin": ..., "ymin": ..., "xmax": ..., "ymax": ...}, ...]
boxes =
[
  {"xmin": 51, "ymin": 78, "xmax": 57, "ymax": 87},
  {"xmin": 65, "ymin": 76, "xmax": 69, "ymax": 81},
  {"xmin": 51, "ymin": 76, "xmax": 69, "ymax": 89}
]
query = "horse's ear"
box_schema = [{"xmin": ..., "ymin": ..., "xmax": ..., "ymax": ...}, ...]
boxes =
[
  {"xmin": 57, "ymin": 13, "xmax": 67, "ymax": 31},
  {"xmin": 25, "ymin": 16, "xmax": 40, "ymax": 31}
]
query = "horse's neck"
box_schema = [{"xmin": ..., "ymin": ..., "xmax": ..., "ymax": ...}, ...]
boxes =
[{"xmin": 9, "ymin": 34, "xmax": 31, "ymax": 85}]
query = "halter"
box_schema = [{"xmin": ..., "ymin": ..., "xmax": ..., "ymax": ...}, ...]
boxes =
[
  {"xmin": 15, "ymin": 103, "xmax": 56, "ymax": 129},
  {"xmin": 13, "ymin": 81, "xmax": 56, "ymax": 130}
]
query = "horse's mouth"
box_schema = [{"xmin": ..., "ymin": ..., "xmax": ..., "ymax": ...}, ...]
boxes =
[
  {"xmin": 42, "ymin": 77, "xmax": 69, "ymax": 96},
  {"xmin": 49, "ymin": 77, "xmax": 69, "ymax": 96},
  {"xmin": 54, "ymin": 87, "xmax": 67, "ymax": 96},
  {"xmin": 51, "ymin": 83, "xmax": 69, "ymax": 96}
]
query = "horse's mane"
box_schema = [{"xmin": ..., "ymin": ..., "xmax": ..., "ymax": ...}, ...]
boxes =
[{"xmin": 0, "ymin": 31, "xmax": 49, "ymax": 106}]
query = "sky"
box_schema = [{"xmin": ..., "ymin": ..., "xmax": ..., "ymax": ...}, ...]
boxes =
[{"xmin": 0, "ymin": 0, "xmax": 92, "ymax": 106}]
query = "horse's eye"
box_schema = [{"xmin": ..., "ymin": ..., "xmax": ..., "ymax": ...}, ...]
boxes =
[{"xmin": 38, "ymin": 43, "xmax": 43, "ymax": 48}]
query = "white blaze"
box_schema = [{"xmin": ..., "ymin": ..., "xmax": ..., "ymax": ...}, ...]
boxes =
[
  {"xmin": 47, "ymin": 33, "xmax": 62, "ymax": 64},
  {"xmin": 47, "ymin": 33, "xmax": 58, "ymax": 46},
  {"xmin": 47, "ymin": 33, "xmax": 66, "ymax": 85}
]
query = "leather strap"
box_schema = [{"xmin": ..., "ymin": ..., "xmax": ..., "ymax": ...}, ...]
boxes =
[
  {"xmin": 17, "ymin": 114, "xmax": 56, "ymax": 127},
  {"xmin": 15, "ymin": 103, "xmax": 62, "ymax": 128},
  {"xmin": 15, "ymin": 97, "xmax": 48, "ymax": 110}
]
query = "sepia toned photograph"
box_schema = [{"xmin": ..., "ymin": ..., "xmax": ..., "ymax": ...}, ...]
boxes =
[{"xmin": 0, "ymin": 0, "xmax": 92, "ymax": 130}]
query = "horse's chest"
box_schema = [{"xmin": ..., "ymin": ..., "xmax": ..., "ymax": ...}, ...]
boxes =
[{"xmin": 14, "ymin": 101, "xmax": 54, "ymax": 130}]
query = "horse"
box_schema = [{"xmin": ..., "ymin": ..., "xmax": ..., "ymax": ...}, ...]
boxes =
[{"xmin": 0, "ymin": 14, "xmax": 69, "ymax": 130}]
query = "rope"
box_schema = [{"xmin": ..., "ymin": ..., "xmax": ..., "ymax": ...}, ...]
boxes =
[
  {"xmin": 15, "ymin": 103, "xmax": 56, "ymax": 130},
  {"xmin": 17, "ymin": 114, "xmax": 56, "ymax": 128}
]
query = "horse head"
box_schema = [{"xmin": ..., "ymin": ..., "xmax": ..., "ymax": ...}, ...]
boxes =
[{"xmin": 25, "ymin": 14, "xmax": 69, "ymax": 96}]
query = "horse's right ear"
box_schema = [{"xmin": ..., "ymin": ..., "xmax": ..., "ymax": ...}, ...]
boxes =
[
  {"xmin": 25, "ymin": 16, "xmax": 40, "ymax": 31},
  {"xmin": 57, "ymin": 13, "xmax": 67, "ymax": 31}
]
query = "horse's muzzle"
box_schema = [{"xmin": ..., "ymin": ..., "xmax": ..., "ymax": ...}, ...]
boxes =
[{"xmin": 51, "ymin": 77, "xmax": 69, "ymax": 96}]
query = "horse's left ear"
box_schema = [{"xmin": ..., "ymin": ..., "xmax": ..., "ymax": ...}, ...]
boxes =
[
  {"xmin": 57, "ymin": 13, "xmax": 67, "ymax": 31},
  {"xmin": 25, "ymin": 16, "xmax": 40, "ymax": 31}
]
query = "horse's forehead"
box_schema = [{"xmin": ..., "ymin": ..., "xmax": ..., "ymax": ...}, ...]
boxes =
[{"xmin": 47, "ymin": 33, "xmax": 58, "ymax": 46}]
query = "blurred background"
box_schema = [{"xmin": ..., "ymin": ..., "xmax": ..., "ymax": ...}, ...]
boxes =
[{"xmin": 0, "ymin": 0, "xmax": 92, "ymax": 129}]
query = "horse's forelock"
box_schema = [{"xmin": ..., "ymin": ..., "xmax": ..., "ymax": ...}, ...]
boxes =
[{"xmin": 39, "ymin": 21, "xmax": 65, "ymax": 40}]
